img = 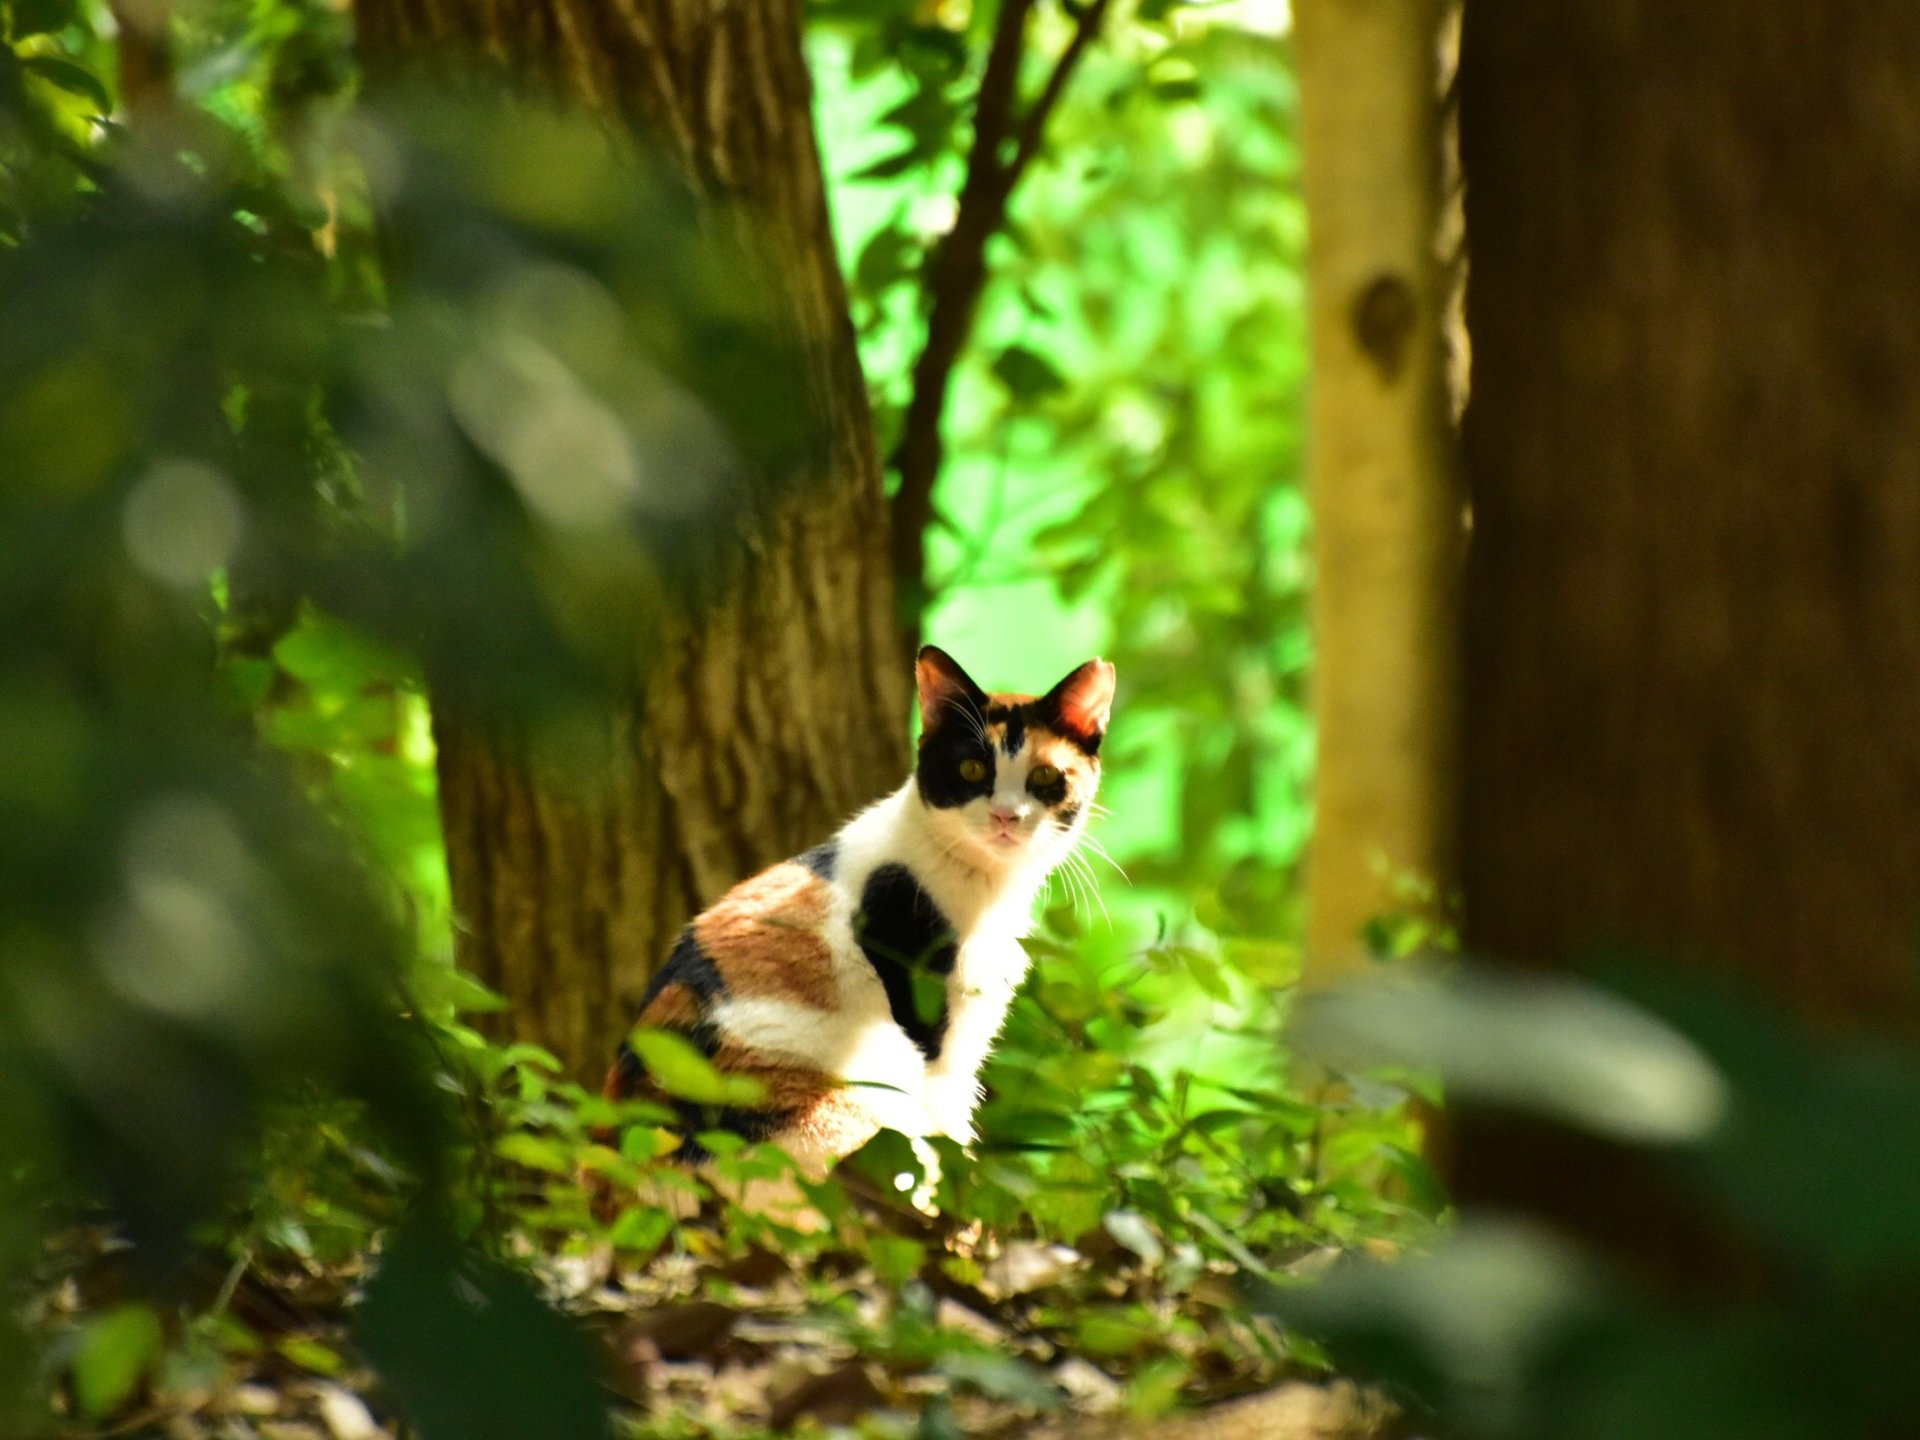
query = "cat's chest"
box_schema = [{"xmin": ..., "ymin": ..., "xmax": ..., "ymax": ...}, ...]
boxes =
[
  {"xmin": 946, "ymin": 929, "xmax": 1030, "ymax": 1002},
  {"xmin": 834, "ymin": 858, "xmax": 1030, "ymax": 1054}
]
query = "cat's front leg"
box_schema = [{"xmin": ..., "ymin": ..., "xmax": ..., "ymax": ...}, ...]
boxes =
[{"xmin": 923, "ymin": 1074, "xmax": 981, "ymax": 1146}]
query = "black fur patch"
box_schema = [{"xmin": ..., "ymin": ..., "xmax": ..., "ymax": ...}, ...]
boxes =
[
  {"xmin": 607, "ymin": 1046, "xmax": 644, "ymax": 1097},
  {"xmin": 1055, "ymin": 801, "xmax": 1083, "ymax": 828},
  {"xmin": 671, "ymin": 1104, "xmax": 793, "ymax": 1164},
  {"xmin": 987, "ymin": 703, "xmax": 1028, "ymax": 756},
  {"xmin": 916, "ymin": 707, "xmax": 995, "ymax": 810},
  {"xmin": 1028, "ymin": 768, "xmax": 1070, "ymax": 806},
  {"xmin": 611, "ymin": 929, "xmax": 728, "ymax": 1098},
  {"xmin": 855, "ymin": 863, "xmax": 957, "ymax": 1061},
  {"xmin": 651, "ymin": 927, "xmax": 727, "ymax": 1004},
  {"xmin": 799, "ymin": 841, "xmax": 838, "ymax": 880}
]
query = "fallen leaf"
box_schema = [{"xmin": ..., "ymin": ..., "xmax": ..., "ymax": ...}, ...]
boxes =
[
  {"xmin": 767, "ymin": 1361, "xmax": 889, "ymax": 1429},
  {"xmin": 312, "ymin": 1383, "xmax": 383, "ymax": 1440},
  {"xmin": 1102, "ymin": 1211, "xmax": 1166, "ymax": 1268},
  {"xmin": 714, "ymin": 1245, "xmax": 789, "ymax": 1287},
  {"xmin": 618, "ymin": 1300, "xmax": 739, "ymax": 1360},
  {"xmin": 984, "ymin": 1243, "xmax": 1084, "ymax": 1299},
  {"xmin": 1053, "ymin": 1356, "xmax": 1124, "ymax": 1412}
]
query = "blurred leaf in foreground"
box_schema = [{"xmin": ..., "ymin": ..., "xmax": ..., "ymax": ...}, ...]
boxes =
[{"xmin": 358, "ymin": 1220, "xmax": 610, "ymax": 1440}]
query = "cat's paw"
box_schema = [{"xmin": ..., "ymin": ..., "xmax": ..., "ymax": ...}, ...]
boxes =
[
  {"xmin": 924, "ymin": 1084, "xmax": 979, "ymax": 1147},
  {"xmin": 929, "ymin": 1098, "xmax": 983, "ymax": 1144}
]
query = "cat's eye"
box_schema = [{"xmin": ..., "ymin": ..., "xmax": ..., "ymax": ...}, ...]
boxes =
[
  {"xmin": 1029, "ymin": 763, "xmax": 1063, "ymax": 788},
  {"xmin": 959, "ymin": 757, "xmax": 990, "ymax": 783}
]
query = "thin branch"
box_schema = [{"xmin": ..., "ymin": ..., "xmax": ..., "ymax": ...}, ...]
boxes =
[
  {"xmin": 969, "ymin": 0, "xmax": 1040, "ymax": 177},
  {"xmin": 1007, "ymin": 0, "xmax": 1114, "ymax": 186},
  {"xmin": 887, "ymin": 0, "xmax": 1113, "ymax": 655}
]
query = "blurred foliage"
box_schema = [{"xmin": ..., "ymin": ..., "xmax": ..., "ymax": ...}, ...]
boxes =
[
  {"xmin": 0, "ymin": 0, "xmax": 1431, "ymax": 1436},
  {"xmin": 1280, "ymin": 965, "xmax": 1920, "ymax": 1440}
]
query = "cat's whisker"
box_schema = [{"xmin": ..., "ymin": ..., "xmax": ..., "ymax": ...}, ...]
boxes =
[
  {"xmin": 1078, "ymin": 834, "xmax": 1132, "ymax": 885},
  {"xmin": 1054, "ymin": 850, "xmax": 1087, "ymax": 923},
  {"xmin": 941, "ymin": 695, "xmax": 990, "ymax": 750},
  {"xmin": 1069, "ymin": 849, "xmax": 1112, "ymax": 929},
  {"xmin": 1063, "ymin": 848, "xmax": 1102, "ymax": 928},
  {"xmin": 1068, "ymin": 863, "xmax": 1095, "ymax": 928}
]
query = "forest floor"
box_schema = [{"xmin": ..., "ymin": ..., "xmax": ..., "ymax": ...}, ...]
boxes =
[{"xmin": 37, "ymin": 1182, "xmax": 1403, "ymax": 1440}]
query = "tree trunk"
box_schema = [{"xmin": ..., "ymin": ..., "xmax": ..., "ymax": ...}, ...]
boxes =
[
  {"xmin": 354, "ymin": 0, "xmax": 908, "ymax": 1079},
  {"xmin": 1295, "ymin": 0, "xmax": 1462, "ymax": 981},
  {"xmin": 1456, "ymin": 1, "xmax": 1920, "ymax": 1286}
]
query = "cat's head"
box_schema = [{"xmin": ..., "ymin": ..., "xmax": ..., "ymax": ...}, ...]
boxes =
[{"xmin": 913, "ymin": 645, "xmax": 1115, "ymax": 874}]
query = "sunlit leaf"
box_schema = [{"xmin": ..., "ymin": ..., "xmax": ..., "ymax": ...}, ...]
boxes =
[
  {"xmin": 494, "ymin": 1133, "xmax": 571, "ymax": 1173},
  {"xmin": 22, "ymin": 55, "xmax": 109, "ymax": 111},
  {"xmin": 624, "ymin": 1028, "xmax": 767, "ymax": 1107},
  {"xmin": 72, "ymin": 1304, "xmax": 164, "ymax": 1420}
]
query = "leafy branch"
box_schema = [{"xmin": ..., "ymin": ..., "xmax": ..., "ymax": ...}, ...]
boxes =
[{"xmin": 889, "ymin": 0, "xmax": 1116, "ymax": 650}]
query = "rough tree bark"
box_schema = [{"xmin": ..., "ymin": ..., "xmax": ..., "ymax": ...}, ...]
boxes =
[
  {"xmin": 354, "ymin": 0, "xmax": 908, "ymax": 1078},
  {"xmin": 1294, "ymin": 0, "xmax": 1461, "ymax": 982},
  {"xmin": 1456, "ymin": 2, "xmax": 1920, "ymax": 1286}
]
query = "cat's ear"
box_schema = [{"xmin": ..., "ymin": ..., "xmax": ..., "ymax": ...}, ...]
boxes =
[
  {"xmin": 916, "ymin": 645, "xmax": 988, "ymax": 736},
  {"xmin": 1041, "ymin": 658, "xmax": 1116, "ymax": 751}
]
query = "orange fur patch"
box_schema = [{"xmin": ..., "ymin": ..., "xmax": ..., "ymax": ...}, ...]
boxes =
[
  {"xmin": 776, "ymin": 1089, "xmax": 884, "ymax": 1159},
  {"xmin": 637, "ymin": 981, "xmax": 702, "ymax": 1030},
  {"xmin": 706, "ymin": 1038, "xmax": 839, "ymax": 1114},
  {"xmin": 1028, "ymin": 733, "xmax": 1095, "ymax": 788},
  {"xmin": 983, "ymin": 690, "xmax": 1100, "ymax": 782},
  {"xmin": 692, "ymin": 861, "xmax": 837, "ymax": 1009}
]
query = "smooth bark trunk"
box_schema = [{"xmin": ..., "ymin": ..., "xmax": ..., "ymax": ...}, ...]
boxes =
[
  {"xmin": 1456, "ymin": 1, "xmax": 1920, "ymax": 1287},
  {"xmin": 1295, "ymin": 0, "xmax": 1462, "ymax": 981}
]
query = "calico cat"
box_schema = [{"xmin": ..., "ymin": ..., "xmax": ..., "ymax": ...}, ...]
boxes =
[{"xmin": 603, "ymin": 645, "xmax": 1115, "ymax": 1171}]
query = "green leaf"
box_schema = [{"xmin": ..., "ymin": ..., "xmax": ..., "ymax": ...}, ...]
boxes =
[
  {"xmin": 607, "ymin": 1206, "xmax": 673, "ymax": 1253},
  {"xmin": 847, "ymin": 1126, "xmax": 924, "ymax": 1197},
  {"xmin": 275, "ymin": 1334, "xmax": 345, "ymax": 1376},
  {"xmin": 1073, "ymin": 1307, "xmax": 1152, "ymax": 1357},
  {"xmin": 1125, "ymin": 1354, "xmax": 1191, "ymax": 1416},
  {"xmin": 1228, "ymin": 938, "xmax": 1302, "ymax": 988},
  {"xmin": 272, "ymin": 609, "xmax": 415, "ymax": 696},
  {"xmin": 9, "ymin": 0, "xmax": 77, "ymax": 39},
  {"xmin": 358, "ymin": 1222, "xmax": 611, "ymax": 1440},
  {"xmin": 625, "ymin": 1028, "xmax": 766, "ymax": 1107},
  {"xmin": 1150, "ymin": 76, "xmax": 1203, "ymax": 103},
  {"xmin": 990, "ymin": 344, "xmax": 1069, "ymax": 401},
  {"xmin": 426, "ymin": 967, "xmax": 509, "ymax": 1016},
  {"xmin": 494, "ymin": 1133, "xmax": 571, "ymax": 1174},
  {"xmin": 869, "ymin": 1235, "xmax": 926, "ymax": 1286},
  {"xmin": 854, "ymin": 146, "xmax": 924, "ymax": 181},
  {"xmin": 73, "ymin": 1303, "xmax": 164, "ymax": 1419},
  {"xmin": 22, "ymin": 55, "xmax": 110, "ymax": 112},
  {"xmin": 215, "ymin": 655, "xmax": 275, "ymax": 712},
  {"xmin": 938, "ymin": 1351, "xmax": 1063, "ymax": 1409},
  {"xmin": 854, "ymin": 224, "xmax": 921, "ymax": 297},
  {"xmin": 619, "ymin": 1125, "xmax": 673, "ymax": 1163}
]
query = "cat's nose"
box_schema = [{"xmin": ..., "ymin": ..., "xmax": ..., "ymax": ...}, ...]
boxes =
[{"xmin": 988, "ymin": 803, "xmax": 1022, "ymax": 825}]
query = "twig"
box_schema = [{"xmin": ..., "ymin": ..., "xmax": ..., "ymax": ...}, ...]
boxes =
[
  {"xmin": 889, "ymin": 0, "xmax": 1115, "ymax": 653},
  {"xmin": 1007, "ymin": 0, "xmax": 1115, "ymax": 186}
]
